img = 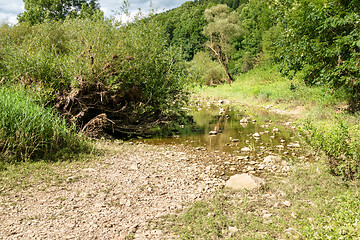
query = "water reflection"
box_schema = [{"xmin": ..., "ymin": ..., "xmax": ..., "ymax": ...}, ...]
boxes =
[{"xmin": 141, "ymin": 103, "xmax": 301, "ymax": 157}]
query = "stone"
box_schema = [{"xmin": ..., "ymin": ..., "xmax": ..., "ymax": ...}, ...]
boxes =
[
  {"xmin": 241, "ymin": 147, "xmax": 251, "ymax": 152},
  {"xmin": 258, "ymin": 164, "xmax": 265, "ymax": 170},
  {"xmin": 282, "ymin": 201, "xmax": 291, "ymax": 207},
  {"xmin": 240, "ymin": 117, "xmax": 248, "ymax": 123},
  {"xmin": 263, "ymin": 155, "xmax": 281, "ymax": 164},
  {"xmin": 225, "ymin": 173, "xmax": 265, "ymax": 190},
  {"xmin": 272, "ymin": 128, "xmax": 280, "ymax": 133},
  {"xmin": 292, "ymin": 143, "xmax": 301, "ymax": 148},
  {"xmin": 253, "ymin": 132, "xmax": 260, "ymax": 138},
  {"xmin": 228, "ymin": 226, "xmax": 238, "ymax": 235}
]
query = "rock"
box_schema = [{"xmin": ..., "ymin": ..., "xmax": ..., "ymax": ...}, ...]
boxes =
[
  {"xmin": 240, "ymin": 122, "xmax": 248, "ymax": 127},
  {"xmin": 276, "ymin": 145, "xmax": 285, "ymax": 150},
  {"xmin": 263, "ymin": 155, "xmax": 280, "ymax": 164},
  {"xmin": 241, "ymin": 147, "xmax": 251, "ymax": 152},
  {"xmin": 247, "ymin": 166, "xmax": 255, "ymax": 171},
  {"xmin": 230, "ymin": 138, "xmax": 239, "ymax": 142},
  {"xmin": 228, "ymin": 226, "xmax": 238, "ymax": 235},
  {"xmin": 263, "ymin": 213, "xmax": 272, "ymax": 218},
  {"xmin": 272, "ymin": 128, "xmax": 280, "ymax": 133},
  {"xmin": 253, "ymin": 132, "xmax": 260, "ymax": 138},
  {"xmin": 292, "ymin": 143, "xmax": 301, "ymax": 148},
  {"xmin": 258, "ymin": 164, "xmax": 265, "ymax": 170},
  {"xmin": 240, "ymin": 117, "xmax": 248, "ymax": 123},
  {"xmin": 129, "ymin": 164, "xmax": 139, "ymax": 170},
  {"xmin": 282, "ymin": 201, "xmax": 291, "ymax": 207},
  {"xmin": 225, "ymin": 173, "xmax": 265, "ymax": 190}
]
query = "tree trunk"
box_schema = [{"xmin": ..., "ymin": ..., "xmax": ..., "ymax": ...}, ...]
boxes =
[{"xmin": 206, "ymin": 43, "xmax": 233, "ymax": 85}]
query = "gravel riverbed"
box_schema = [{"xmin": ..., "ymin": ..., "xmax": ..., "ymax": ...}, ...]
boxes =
[{"xmin": 0, "ymin": 141, "xmax": 226, "ymax": 239}]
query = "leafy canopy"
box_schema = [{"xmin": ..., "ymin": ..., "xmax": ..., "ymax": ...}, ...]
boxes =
[{"xmin": 18, "ymin": 0, "xmax": 102, "ymax": 24}]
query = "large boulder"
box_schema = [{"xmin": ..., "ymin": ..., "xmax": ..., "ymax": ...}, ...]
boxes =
[{"xmin": 225, "ymin": 173, "xmax": 265, "ymax": 190}]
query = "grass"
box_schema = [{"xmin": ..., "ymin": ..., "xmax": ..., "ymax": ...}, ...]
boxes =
[
  {"xmin": 0, "ymin": 154, "xmax": 92, "ymax": 195},
  {"xmin": 194, "ymin": 64, "xmax": 349, "ymax": 114},
  {"xmin": 0, "ymin": 86, "xmax": 91, "ymax": 162},
  {"xmin": 159, "ymin": 161, "xmax": 360, "ymax": 239}
]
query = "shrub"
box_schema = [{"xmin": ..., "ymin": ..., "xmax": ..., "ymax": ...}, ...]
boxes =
[
  {"xmin": 0, "ymin": 16, "xmax": 190, "ymax": 137},
  {"xmin": 189, "ymin": 51, "xmax": 226, "ymax": 86}
]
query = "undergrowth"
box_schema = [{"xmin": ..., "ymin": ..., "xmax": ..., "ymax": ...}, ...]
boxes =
[
  {"xmin": 300, "ymin": 115, "xmax": 360, "ymax": 180},
  {"xmin": 0, "ymin": 86, "xmax": 90, "ymax": 162}
]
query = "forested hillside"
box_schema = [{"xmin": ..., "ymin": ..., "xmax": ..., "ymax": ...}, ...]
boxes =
[{"xmin": 157, "ymin": 0, "xmax": 359, "ymax": 101}]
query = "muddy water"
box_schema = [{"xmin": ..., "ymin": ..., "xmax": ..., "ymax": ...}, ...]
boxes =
[{"xmin": 139, "ymin": 101, "xmax": 306, "ymax": 177}]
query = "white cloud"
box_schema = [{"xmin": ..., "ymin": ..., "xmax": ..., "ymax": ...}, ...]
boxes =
[{"xmin": 0, "ymin": 0, "xmax": 24, "ymax": 24}]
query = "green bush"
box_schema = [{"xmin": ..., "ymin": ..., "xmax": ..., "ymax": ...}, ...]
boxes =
[
  {"xmin": 0, "ymin": 87, "xmax": 89, "ymax": 161},
  {"xmin": 300, "ymin": 116, "xmax": 360, "ymax": 180},
  {"xmin": 189, "ymin": 51, "xmax": 226, "ymax": 85},
  {"xmin": 0, "ymin": 16, "xmax": 190, "ymax": 136}
]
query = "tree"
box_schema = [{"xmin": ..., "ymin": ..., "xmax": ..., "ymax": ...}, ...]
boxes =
[
  {"xmin": 18, "ymin": 0, "xmax": 102, "ymax": 25},
  {"xmin": 203, "ymin": 4, "xmax": 240, "ymax": 84},
  {"xmin": 276, "ymin": 0, "xmax": 360, "ymax": 103},
  {"xmin": 155, "ymin": 1, "xmax": 207, "ymax": 60}
]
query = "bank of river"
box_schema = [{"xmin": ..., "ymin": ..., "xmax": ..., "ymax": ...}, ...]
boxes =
[
  {"xmin": 140, "ymin": 99, "xmax": 312, "ymax": 179},
  {"xmin": 0, "ymin": 100, "xmax": 315, "ymax": 239}
]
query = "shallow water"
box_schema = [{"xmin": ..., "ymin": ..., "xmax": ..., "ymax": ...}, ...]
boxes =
[{"xmin": 141, "ymin": 102, "xmax": 303, "ymax": 158}]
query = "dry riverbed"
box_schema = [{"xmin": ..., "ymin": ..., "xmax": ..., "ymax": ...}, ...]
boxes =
[{"xmin": 0, "ymin": 141, "xmax": 230, "ymax": 239}]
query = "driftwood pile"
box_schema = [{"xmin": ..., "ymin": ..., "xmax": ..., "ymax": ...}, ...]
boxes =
[{"xmin": 55, "ymin": 81, "xmax": 159, "ymax": 138}]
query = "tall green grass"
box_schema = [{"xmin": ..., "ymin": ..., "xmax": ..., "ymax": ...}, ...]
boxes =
[
  {"xmin": 0, "ymin": 87, "xmax": 90, "ymax": 161},
  {"xmin": 300, "ymin": 116, "xmax": 360, "ymax": 180}
]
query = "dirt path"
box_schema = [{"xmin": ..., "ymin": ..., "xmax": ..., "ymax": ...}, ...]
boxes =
[{"xmin": 0, "ymin": 141, "xmax": 225, "ymax": 239}]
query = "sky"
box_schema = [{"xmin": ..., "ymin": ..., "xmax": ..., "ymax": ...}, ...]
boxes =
[{"xmin": 0, "ymin": 0, "xmax": 190, "ymax": 25}]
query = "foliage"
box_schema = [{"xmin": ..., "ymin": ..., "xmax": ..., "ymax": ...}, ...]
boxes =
[
  {"xmin": 155, "ymin": 1, "xmax": 208, "ymax": 60},
  {"xmin": 300, "ymin": 116, "xmax": 360, "ymax": 180},
  {"xmin": 188, "ymin": 51, "xmax": 226, "ymax": 86},
  {"xmin": 276, "ymin": 0, "xmax": 360, "ymax": 101},
  {"xmin": 0, "ymin": 87, "xmax": 89, "ymax": 161},
  {"xmin": 18, "ymin": 0, "xmax": 103, "ymax": 24},
  {"xmin": 0, "ymin": 16, "xmax": 190, "ymax": 138},
  {"xmin": 203, "ymin": 4, "xmax": 241, "ymax": 83},
  {"xmin": 229, "ymin": 0, "xmax": 277, "ymax": 74},
  {"xmin": 197, "ymin": 0, "xmax": 249, "ymax": 10}
]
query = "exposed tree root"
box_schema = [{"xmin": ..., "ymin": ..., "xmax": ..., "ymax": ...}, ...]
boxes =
[{"xmin": 55, "ymin": 81, "xmax": 161, "ymax": 138}]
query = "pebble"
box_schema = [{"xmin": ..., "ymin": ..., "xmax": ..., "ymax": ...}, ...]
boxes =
[
  {"xmin": 283, "ymin": 201, "xmax": 292, "ymax": 207},
  {"xmin": 241, "ymin": 147, "xmax": 251, "ymax": 152}
]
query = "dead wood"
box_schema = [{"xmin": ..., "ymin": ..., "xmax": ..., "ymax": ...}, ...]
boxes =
[{"xmin": 55, "ymin": 81, "xmax": 160, "ymax": 138}]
